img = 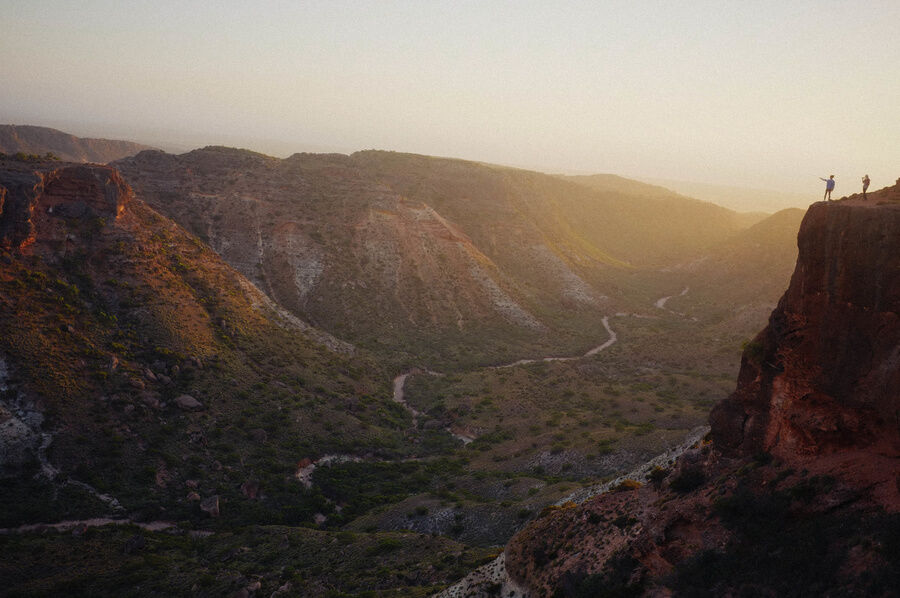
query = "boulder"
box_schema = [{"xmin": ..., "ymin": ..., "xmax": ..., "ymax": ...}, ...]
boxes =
[
  {"xmin": 241, "ymin": 479, "xmax": 261, "ymax": 500},
  {"xmin": 139, "ymin": 392, "xmax": 161, "ymax": 409},
  {"xmin": 200, "ymin": 495, "xmax": 220, "ymax": 517},
  {"xmin": 174, "ymin": 394, "xmax": 203, "ymax": 411}
]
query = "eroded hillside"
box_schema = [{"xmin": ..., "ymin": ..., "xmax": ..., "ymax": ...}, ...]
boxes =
[
  {"xmin": 0, "ymin": 158, "xmax": 507, "ymax": 595},
  {"xmin": 114, "ymin": 148, "xmax": 781, "ymax": 369},
  {"xmin": 0, "ymin": 149, "xmax": 813, "ymax": 596}
]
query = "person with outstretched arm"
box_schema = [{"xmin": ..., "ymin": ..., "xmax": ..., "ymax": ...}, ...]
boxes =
[
  {"xmin": 862, "ymin": 174, "xmax": 870, "ymax": 200},
  {"xmin": 820, "ymin": 175, "xmax": 836, "ymax": 201}
]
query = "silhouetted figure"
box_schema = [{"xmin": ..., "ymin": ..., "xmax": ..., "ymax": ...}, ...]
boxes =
[
  {"xmin": 820, "ymin": 175, "xmax": 836, "ymax": 201},
  {"xmin": 862, "ymin": 175, "xmax": 870, "ymax": 200}
]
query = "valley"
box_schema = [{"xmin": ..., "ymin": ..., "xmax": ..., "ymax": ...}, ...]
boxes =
[{"xmin": 0, "ymin": 135, "xmax": 808, "ymax": 596}]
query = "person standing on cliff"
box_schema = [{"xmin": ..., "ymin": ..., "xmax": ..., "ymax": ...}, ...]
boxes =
[
  {"xmin": 820, "ymin": 175, "xmax": 836, "ymax": 201},
  {"xmin": 862, "ymin": 174, "xmax": 870, "ymax": 200}
]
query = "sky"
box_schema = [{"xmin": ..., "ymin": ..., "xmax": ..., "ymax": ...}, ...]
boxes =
[{"xmin": 2, "ymin": 1, "xmax": 899, "ymax": 200}]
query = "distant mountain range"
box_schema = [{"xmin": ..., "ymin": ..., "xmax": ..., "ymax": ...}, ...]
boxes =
[
  {"xmin": 0, "ymin": 124, "xmax": 154, "ymax": 163},
  {"xmin": 642, "ymin": 176, "xmax": 814, "ymax": 213}
]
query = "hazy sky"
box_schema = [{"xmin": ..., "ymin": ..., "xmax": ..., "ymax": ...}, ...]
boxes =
[{"xmin": 2, "ymin": 1, "xmax": 899, "ymax": 197}]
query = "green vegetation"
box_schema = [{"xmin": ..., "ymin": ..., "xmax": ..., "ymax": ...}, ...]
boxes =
[
  {"xmin": 0, "ymin": 151, "xmax": 59, "ymax": 161},
  {"xmin": 671, "ymin": 482, "xmax": 900, "ymax": 596},
  {"xmin": 0, "ymin": 524, "xmax": 495, "ymax": 597},
  {"xmin": 0, "ymin": 153, "xmax": 801, "ymax": 595}
]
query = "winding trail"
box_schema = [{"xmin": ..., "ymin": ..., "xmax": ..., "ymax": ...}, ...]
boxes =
[
  {"xmin": 389, "ymin": 315, "xmax": 619, "ymax": 445},
  {"xmin": 488, "ymin": 315, "xmax": 618, "ymax": 369},
  {"xmin": 655, "ymin": 286, "xmax": 690, "ymax": 310},
  {"xmin": 584, "ymin": 317, "xmax": 618, "ymax": 356},
  {"xmin": 392, "ymin": 372, "xmax": 424, "ymax": 424},
  {"xmin": 289, "ymin": 316, "xmax": 621, "ymax": 491},
  {"xmin": 391, "ymin": 315, "xmax": 619, "ymax": 405},
  {"xmin": 0, "ymin": 518, "xmax": 175, "ymax": 535}
]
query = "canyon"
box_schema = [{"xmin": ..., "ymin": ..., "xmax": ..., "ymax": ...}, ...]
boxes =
[{"xmin": 3, "ymin": 133, "xmax": 892, "ymax": 596}]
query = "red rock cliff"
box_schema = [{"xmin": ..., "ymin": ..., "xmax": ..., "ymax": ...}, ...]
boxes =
[
  {"xmin": 711, "ymin": 196, "xmax": 900, "ymax": 460},
  {"xmin": 0, "ymin": 162, "xmax": 131, "ymax": 252}
]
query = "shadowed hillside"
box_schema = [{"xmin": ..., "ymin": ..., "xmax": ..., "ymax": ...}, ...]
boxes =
[{"xmin": 0, "ymin": 158, "xmax": 505, "ymax": 595}]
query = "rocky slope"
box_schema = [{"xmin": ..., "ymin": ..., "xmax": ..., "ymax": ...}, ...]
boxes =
[
  {"xmin": 0, "ymin": 125, "xmax": 154, "ymax": 163},
  {"xmin": 113, "ymin": 147, "xmax": 764, "ymax": 368},
  {"xmin": 0, "ymin": 156, "xmax": 512, "ymax": 595},
  {"xmin": 496, "ymin": 188, "xmax": 900, "ymax": 597},
  {"xmin": 0, "ymin": 156, "xmax": 416, "ymax": 525}
]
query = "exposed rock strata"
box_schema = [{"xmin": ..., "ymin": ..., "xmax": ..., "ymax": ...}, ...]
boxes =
[
  {"xmin": 113, "ymin": 147, "xmax": 776, "ymax": 365},
  {"xmin": 0, "ymin": 163, "xmax": 130, "ymax": 252},
  {"xmin": 711, "ymin": 200, "xmax": 900, "ymax": 460},
  {"xmin": 113, "ymin": 148, "xmax": 559, "ymax": 351}
]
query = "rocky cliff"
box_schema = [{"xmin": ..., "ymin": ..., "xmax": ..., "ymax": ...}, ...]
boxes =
[
  {"xmin": 0, "ymin": 162, "xmax": 130, "ymax": 252},
  {"xmin": 499, "ymin": 188, "xmax": 900, "ymax": 597},
  {"xmin": 711, "ymin": 196, "xmax": 900, "ymax": 464}
]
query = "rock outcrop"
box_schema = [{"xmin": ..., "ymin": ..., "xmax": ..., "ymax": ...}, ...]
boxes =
[
  {"xmin": 711, "ymin": 199, "xmax": 900, "ymax": 460},
  {"xmin": 0, "ymin": 162, "xmax": 130, "ymax": 252},
  {"xmin": 499, "ymin": 189, "xmax": 900, "ymax": 597}
]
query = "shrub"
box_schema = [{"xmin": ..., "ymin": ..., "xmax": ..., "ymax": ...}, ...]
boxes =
[
  {"xmin": 613, "ymin": 479, "xmax": 642, "ymax": 492},
  {"xmin": 669, "ymin": 468, "xmax": 705, "ymax": 493},
  {"xmin": 741, "ymin": 339, "xmax": 766, "ymax": 364}
]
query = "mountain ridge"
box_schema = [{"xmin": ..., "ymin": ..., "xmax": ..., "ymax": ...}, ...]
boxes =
[
  {"xmin": 0, "ymin": 125, "xmax": 155, "ymax": 164},
  {"xmin": 112, "ymin": 146, "xmax": 787, "ymax": 370}
]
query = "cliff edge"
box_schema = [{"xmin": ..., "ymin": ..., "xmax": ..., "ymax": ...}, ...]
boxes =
[{"xmin": 712, "ymin": 196, "xmax": 900, "ymax": 481}]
